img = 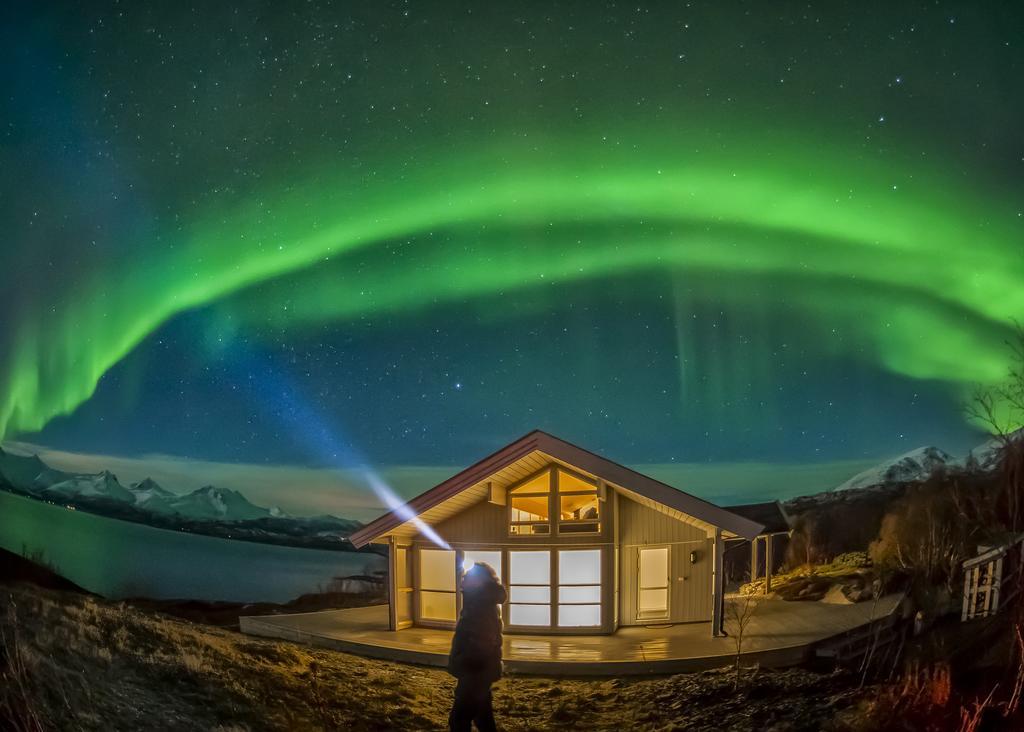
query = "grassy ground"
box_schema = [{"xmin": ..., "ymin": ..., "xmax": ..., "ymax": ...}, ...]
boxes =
[{"xmin": 0, "ymin": 581, "xmax": 876, "ymax": 731}]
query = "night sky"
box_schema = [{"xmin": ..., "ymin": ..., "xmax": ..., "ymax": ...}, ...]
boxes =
[{"xmin": 2, "ymin": 2, "xmax": 1022, "ymax": 507}]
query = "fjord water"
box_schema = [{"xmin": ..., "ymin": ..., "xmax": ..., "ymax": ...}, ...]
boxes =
[{"xmin": 0, "ymin": 491, "xmax": 383, "ymax": 602}]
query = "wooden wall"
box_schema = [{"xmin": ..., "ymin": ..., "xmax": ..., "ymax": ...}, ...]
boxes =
[
  {"xmin": 618, "ymin": 496, "xmax": 713, "ymax": 625},
  {"xmin": 404, "ymin": 482, "xmax": 716, "ymax": 631}
]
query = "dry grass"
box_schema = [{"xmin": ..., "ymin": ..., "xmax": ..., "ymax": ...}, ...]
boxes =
[{"xmin": 1, "ymin": 584, "xmax": 876, "ymax": 731}]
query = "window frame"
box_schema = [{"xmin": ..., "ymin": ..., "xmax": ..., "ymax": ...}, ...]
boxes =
[
  {"xmin": 554, "ymin": 467, "xmax": 602, "ymax": 536},
  {"xmin": 556, "ymin": 549, "xmax": 603, "ymax": 627},
  {"xmin": 416, "ymin": 547, "xmax": 458, "ymax": 624},
  {"xmin": 507, "ymin": 467, "xmax": 554, "ymax": 537},
  {"xmin": 506, "ymin": 549, "xmax": 553, "ymax": 627},
  {"xmin": 505, "ymin": 466, "xmax": 604, "ymax": 538}
]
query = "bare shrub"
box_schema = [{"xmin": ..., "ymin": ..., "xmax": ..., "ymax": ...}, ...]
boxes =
[
  {"xmin": 868, "ymin": 478, "xmax": 972, "ymax": 611},
  {"xmin": 725, "ymin": 594, "xmax": 759, "ymax": 690}
]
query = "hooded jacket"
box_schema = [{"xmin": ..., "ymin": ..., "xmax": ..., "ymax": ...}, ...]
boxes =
[{"xmin": 447, "ymin": 572, "xmax": 507, "ymax": 683}]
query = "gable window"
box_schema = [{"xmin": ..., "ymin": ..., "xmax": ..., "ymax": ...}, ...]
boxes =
[
  {"xmin": 557, "ymin": 470, "xmax": 600, "ymax": 534},
  {"xmin": 509, "ymin": 471, "xmax": 551, "ymax": 535},
  {"xmin": 508, "ymin": 467, "xmax": 602, "ymax": 536}
]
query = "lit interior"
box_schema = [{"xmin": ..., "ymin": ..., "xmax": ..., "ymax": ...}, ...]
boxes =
[
  {"xmin": 419, "ymin": 548, "xmax": 457, "ymax": 621},
  {"xmin": 638, "ymin": 546, "xmax": 669, "ymax": 615},
  {"xmin": 461, "ymin": 550, "xmax": 502, "ymax": 582},
  {"xmin": 509, "ymin": 550, "xmax": 551, "ymax": 626},
  {"xmin": 557, "ymin": 549, "xmax": 601, "ymax": 627},
  {"xmin": 510, "ymin": 473, "xmax": 553, "ymax": 534},
  {"xmin": 556, "ymin": 470, "xmax": 600, "ymax": 533},
  {"xmin": 510, "ymin": 471, "xmax": 551, "ymax": 494},
  {"xmin": 558, "ymin": 604, "xmax": 601, "ymax": 627},
  {"xmin": 559, "ymin": 585, "xmax": 601, "ymax": 603},
  {"xmin": 510, "ymin": 551, "xmax": 550, "ymax": 583},
  {"xmin": 421, "ymin": 591, "xmax": 456, "ymax": 621},
  {"xmin": 511, "ymin": 494, "xmax": 550, "ymax": 522},
  {"xmin": 559, "ymin": 493, "xmax": 599, "ymax": 521},
  {"xmin": 558, "ymin": 470, "xmax": 596, "ymax": 493},
  {"xmin": 509, "ymin": 604, "xmax": 551, "ymax": 626},
  {"xmin": 510, "ymin": 586, "xmax": 550, "ymax": 603}
]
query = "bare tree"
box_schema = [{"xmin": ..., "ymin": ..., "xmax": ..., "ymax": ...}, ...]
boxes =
[
  {"xmin": 966, "ymin": 322, "xmax": 1024, "ymax": 532},
  {"xmin": 725, "ymin": 594, "xmax": 759, "ymax": 691}
]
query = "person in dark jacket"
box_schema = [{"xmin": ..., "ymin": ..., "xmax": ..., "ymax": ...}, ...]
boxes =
[{"xmin": 447, "ymin": 562, "xmax": 507, "ymax": 732}]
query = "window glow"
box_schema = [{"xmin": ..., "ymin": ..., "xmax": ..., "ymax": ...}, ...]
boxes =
[
  {"xmin": 638, "ymin": 546, "xmax": 669, "ymax": 616},
  {"xmin": 559, "ymin": 550, "xmax": 601, "ymax": 584},
  {"xmin": 556, "ymin": 470, "xmax": 600, "ymax": 532},
  {"xmin": 558, "ymin": 604, "xmax": 601, "ymax": 627},
  {"xmin": 557, "ymin": 549, "xmax": 602, "ymax": 627},
  {"xmin": 558, "ymin": 470, "xmax": 596, "ymax": 493},
  {"xmin": 511, "ymin": 494, "xmax": 550, "ymax": 522},
  {"xmin": 639, "ymin": 588, "xmax": 668, "ymax": 612},
  {"xmin": 421, "ymin": 591, "xmax": 457, "ymax": 621},
  {"xmin": 510, "ymin": 604, "xmax": 550, "ymax": 626},
  {"xmin": 510, "ymin": 586, "xmax": 551, "ymax": 603},
  {"xmin": 461, "ymin": 550, "xmax": 502, "ymax": 582},
  {"xmin": 510, "ymin": 551, "xmax": 551, "ymax": 584},
  {"xmin": 559, "ymin": 493, "xmax": 599, "ymax": 520},
  {"xmin": 420, "ymin": 549, "xmax": 456, "ymax": 591},
  {"xmin": 639, "ymin": 546, "xmax": 668, "ymax": 588},
  {"xmin": 395, "ymin": 547, "xmax": 410, "ymax": 588},
  {"xmin": 558, "ymin": 585, "xmax": 601, "ymax": 603},
  {"xmin": 509, "ymin": 550, "xmax": 551, "ymax": 625},
  {"xmin": 509, "ymin": 471, "xmax": 551, "ymax": 494},
  {"xmin": 510, "ymin": 523, "xmax": 550, "ymax": 535}
]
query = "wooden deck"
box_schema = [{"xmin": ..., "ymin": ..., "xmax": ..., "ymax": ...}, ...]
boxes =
[{"xmin": 241, "ymin": 594, "xmax": 905, "ymax": 676}]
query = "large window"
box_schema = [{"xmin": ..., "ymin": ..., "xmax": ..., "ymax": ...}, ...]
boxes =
[
  {"xmin": 508, "ymin": 550, "xmax": 551, "ymax": 626},
  {"xmin": 558, "ymin": 549, "xmax": 602, "ymax": 627},
  {"xmin": 509, "ymin": 472, "xmax": 551, "ymax": 535},
  {"xmin": 460, "ymin": 550, "xmax": 502, "ymax": 582},
  {"xmin": 557, "ymin": 471, "xmax": 600, "ymax": 534},
  {"xmin": 419, "ymin": 549, "xmax": 456, "ymax": 621},
  {"xmin": 508, "ymin": 468, "xmax": 601, "ymax": 536}
]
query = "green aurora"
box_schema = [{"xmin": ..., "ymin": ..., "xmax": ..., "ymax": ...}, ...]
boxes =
[{"xmin": 2, "ymin": 130, "xmax": 1022, "ymax": 439}]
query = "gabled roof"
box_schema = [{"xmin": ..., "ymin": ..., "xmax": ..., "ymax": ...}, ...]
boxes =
[
  {"xmin": 723, "ymin": 501, "xmax": 792, "ymax": 535},
  {"xmin": 349, "ymin": 430, "xmax": 764, "ymax": 547}
]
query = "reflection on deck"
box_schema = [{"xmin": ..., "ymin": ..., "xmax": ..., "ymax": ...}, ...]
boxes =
[{"xmin": 241, "ymin": 594, "xmax": 904, "ymax": 676}]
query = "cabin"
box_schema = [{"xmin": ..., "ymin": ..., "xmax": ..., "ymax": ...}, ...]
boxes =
[{"xmin": 349, "ymin": 430, "xmax": 763, "ymax": 637}]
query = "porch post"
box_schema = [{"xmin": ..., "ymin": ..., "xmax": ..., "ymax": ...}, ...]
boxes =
[
  {"xmin": 712, "ymin": 528, "xmax": 725, "ymax": 637},
  {"xmin": 751, "ymin": 537, "xmax": 758, "ymax": 583},
  {"xmin": 765, "ymin": 534, "xmax": 773, "ymax": 595},
  {"xmin": 387, "ymin": 536, "xmax": 398, "ymax": 631}
]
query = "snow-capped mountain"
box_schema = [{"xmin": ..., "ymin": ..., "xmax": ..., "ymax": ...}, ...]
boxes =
[
  {"xmin": 969, "ymin": 427, "xmax": 1024, "ymax": 471},
  {"xmin": 0, "ymin": 446, "xmax": 360, "ymax": 549},
  {"xmin": 1, "ymin": 447, "xmax": 285, "ymax": 521},
  {"xmin": 127, "ymin": 477, "xmax": 176, "ymax": 510},
  {"xmin": 833, "ymin": 446, "xmax": 955, "ymax": 492},
  {"xmin": 41, "ymin": 470, "xmax": 136, "ymax": 503},
  {"xmin": 0, "ymin": 447, "xmax": 65, "ymax": 491},
  {"xmin": 156, "ymin": 485, "xmax": 274, "ymax": 521}
]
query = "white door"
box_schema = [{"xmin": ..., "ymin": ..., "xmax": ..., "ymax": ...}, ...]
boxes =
[{"xmin": 637, "ymin": 546, "xmax": 670, "ymax": 620}]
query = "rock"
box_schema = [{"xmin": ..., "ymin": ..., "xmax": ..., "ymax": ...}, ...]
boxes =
[{"xmin": 822, "ymin": 584, "xmax": 855, "ymax": 604}]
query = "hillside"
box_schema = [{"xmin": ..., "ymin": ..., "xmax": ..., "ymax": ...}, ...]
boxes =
[{"xmin": 1, "ymin": 580, "xmax": 876, "ymax": 731}]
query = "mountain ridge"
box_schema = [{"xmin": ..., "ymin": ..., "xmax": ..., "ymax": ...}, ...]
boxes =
[{"xmin": 0, "ymin": 446, "xmax": 363, "ymax": 550}]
